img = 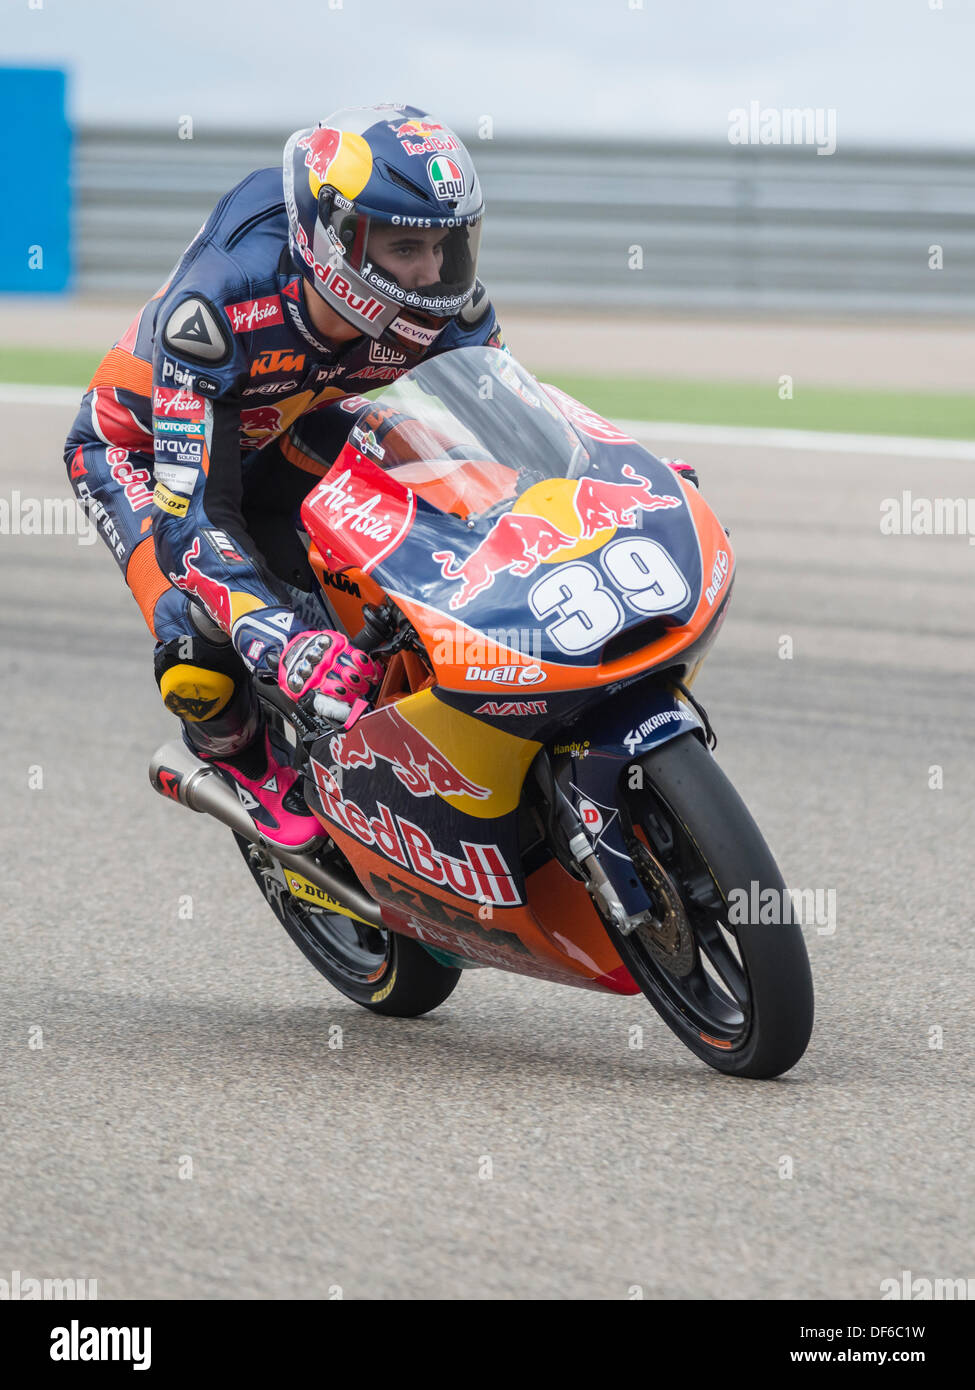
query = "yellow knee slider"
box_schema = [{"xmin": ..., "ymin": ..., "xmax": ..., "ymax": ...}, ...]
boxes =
[{"xmin": 160, "ymin": 664, "xmax": 235, "ymax": 722}]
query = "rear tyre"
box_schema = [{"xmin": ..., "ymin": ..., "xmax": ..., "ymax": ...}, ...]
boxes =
[
  {"xmin": 609, "ymin": 733, "xmax": 814, "ymax": 1078},
  {"xmin": 233, "ymin": 834, "xmax": 462, "ymax": 1017}
]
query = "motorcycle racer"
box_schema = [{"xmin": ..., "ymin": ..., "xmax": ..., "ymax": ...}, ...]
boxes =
[{"xmin": 64, "ymin": 104, "xmax": 505, "ymax": 850}]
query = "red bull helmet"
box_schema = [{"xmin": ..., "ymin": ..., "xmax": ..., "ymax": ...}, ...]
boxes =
[{"xmin": 283, "ymin": 104, "xmax": 484, "ymax": 358}]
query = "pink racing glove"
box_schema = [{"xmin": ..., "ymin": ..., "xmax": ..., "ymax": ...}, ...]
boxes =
[{"xmin": 278, "ymin": 630, "xmax": 384, "ymax": 726}]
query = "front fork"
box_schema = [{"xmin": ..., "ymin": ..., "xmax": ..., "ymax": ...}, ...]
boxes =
[{"xmin": 539, "ymin": 682, "xmax": 710, "ymax": 936}]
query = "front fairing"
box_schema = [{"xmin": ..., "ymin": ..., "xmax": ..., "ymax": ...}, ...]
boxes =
[{"xmin": 300, "ymin": 347, "xmax": 733, "ymax": 701}]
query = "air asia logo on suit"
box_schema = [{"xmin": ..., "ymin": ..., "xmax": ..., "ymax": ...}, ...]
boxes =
[{"xmin": 225, "ymin": 295, "xmax": 285, "ymax": 333}]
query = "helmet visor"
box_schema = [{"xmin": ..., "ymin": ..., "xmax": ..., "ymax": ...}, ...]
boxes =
[{"xmin": 321, "ymin": 204, "xmax": 482, "ymax": 318}]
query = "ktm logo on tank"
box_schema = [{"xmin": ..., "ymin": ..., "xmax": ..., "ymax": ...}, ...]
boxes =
[{"xmin": 250, "ymin": 349, "xmax": 305, "ymax": 377}]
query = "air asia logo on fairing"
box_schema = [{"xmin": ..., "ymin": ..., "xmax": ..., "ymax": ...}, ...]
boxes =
[
  {"xmin": 310, "ymin": 762, "xmax": 520, "ymax": 906},
  {"xmin": 433, "ymin": 466, "xmax": 682, "ymax": 609},
  {"xmin": 305, "ymin": 465, "xmax": 415, "ymax": 573},
  {"xmin": 330, "ymin": 705, "xmax": 489, "ymax": 799}
]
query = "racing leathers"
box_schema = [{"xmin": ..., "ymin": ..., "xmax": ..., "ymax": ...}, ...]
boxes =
[{"xmin": 63, "ymin": 166, "xmax": 504, "ymax": 788}]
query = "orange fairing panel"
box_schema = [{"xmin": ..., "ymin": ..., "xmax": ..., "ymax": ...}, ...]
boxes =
[{"xmin": 324, "ymin": 823, "xmax": 638, "ymax": 994}]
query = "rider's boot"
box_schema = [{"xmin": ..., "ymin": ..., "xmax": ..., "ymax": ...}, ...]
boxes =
[{"xmin": 158, "ymin": 657, "xmax": 324, "ymax": 852}]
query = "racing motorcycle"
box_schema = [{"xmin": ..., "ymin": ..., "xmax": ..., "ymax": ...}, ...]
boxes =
[{"xmin": 150, "ymin": 346, "xmax": 813, "ymax": 1078}]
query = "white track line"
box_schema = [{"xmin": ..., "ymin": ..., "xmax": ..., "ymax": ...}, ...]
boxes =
[
  {"xmin": 0, "ymin": 383, "xmax": 86, "ymax": 407},
  {"xmin": 1, "ymin": 383, "xmax": 972, "ymax": 460},
  {"xmin": 619, "ymin": 418, "xmax": 975, "ymax": 460}
]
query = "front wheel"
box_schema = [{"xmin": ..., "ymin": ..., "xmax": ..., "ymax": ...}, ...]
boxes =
[
  {"xmin": 609, "ymin": 734, "xmax": 814, "ymax": 1078},
  {"xmin": 233, "ymin": 835, "xmax": 462, "ymax": 1017}
]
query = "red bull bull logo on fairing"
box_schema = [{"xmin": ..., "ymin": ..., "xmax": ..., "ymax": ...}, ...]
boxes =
[
  {"xmin": 330, "ymin": 705, "xmax": 489, "ymax": 800},
  {"xmin": 432, "ymin": 466, "xmax": 682, "ymax": 610}
]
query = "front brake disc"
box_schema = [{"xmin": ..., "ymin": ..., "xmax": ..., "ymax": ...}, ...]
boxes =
[{"xmin": 628, "ymin": 839, "xmax": 697, "ymax": 978}]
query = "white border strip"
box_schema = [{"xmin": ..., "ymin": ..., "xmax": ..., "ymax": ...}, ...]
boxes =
[
  {"xmin": 0, "ymin": 383, "xmax": 86, "ymax": 407},
  {"xmin": 618, "ymin": 417, "xmax": 975, "ymax": 460},
  {"xmin": 1, "ymin": 383, "xmax": 972, "ymax": 460}
]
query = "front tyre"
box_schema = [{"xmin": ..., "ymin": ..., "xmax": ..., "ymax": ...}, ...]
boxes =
[
  {"xmin": 611, "ymin": 733, "xmax": 814, "ymax": 1078},
  {"xmin": 233, "ymin": 835, "xmax": 461, "ymax": 1017}
]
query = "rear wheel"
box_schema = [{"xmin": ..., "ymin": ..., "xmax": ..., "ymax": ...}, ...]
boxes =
[
  {"xmin": 234, "ymin": 835, "xmax": 462, "ymax": 1017},
  {"xmin": 609, "ymin": 733, "xmax": 814, "ymax": 1078}
]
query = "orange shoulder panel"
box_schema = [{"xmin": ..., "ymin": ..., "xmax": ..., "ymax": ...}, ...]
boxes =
[{"xmin": 88, "ymin": 346, "xmax": 153, "ymax": 398}]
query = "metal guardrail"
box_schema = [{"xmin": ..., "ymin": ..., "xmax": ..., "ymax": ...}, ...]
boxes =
[{"xmin": 75, "ymin": 129, "xmax": 975, "ymax": 313}]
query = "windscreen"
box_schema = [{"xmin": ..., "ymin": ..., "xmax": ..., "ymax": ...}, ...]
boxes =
[{"xmin": 352, "ymin": 346, "xmax": 591, "ymax": 520}]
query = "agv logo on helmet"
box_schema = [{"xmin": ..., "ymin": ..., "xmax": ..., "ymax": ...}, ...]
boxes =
[{"xmin": 427, "ymin": 156, "xmax": 465, "ymax": 201}]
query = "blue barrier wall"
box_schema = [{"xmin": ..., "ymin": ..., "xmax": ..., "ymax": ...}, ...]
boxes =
[{"xmin": 0, "ymin": 67, "xmax": 71, "ymax": 292}]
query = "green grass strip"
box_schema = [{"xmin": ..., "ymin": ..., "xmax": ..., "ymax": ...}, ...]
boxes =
[
  {"xmin": 0, "ymin": 346, "xmax": 102, "ymax": 387},
  {"xmin": 543, "ymin": 373, "xmax": 975, "ymax": 441},
  {"xmin": 2, "ymin": 346, "xmax": 971, "ymax": 440}
]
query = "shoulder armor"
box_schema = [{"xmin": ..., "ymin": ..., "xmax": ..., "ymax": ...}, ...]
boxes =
[{"xmin": 162, "ymin": 294, "xmax": 233, "ymax": 366}]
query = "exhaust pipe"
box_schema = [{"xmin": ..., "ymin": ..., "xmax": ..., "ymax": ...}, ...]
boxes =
[{"xmin": 148, "ymin": 740, "xmax": 383, "ymax": 926}]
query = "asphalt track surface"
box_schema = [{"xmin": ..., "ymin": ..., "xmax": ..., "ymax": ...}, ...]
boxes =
[{"xmin": 1, "ymin": 399, "xmax": 972, "ymax": 1300}]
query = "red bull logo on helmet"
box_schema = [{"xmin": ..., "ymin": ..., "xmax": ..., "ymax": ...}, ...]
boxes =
[
  {"xmin": 391, "ymin": 119, "xmax": 445, "ymax": 137},
  {"xmin": 330, "ymin": 705, "xmax": 489, "ymax": 801},
  {"xmin": 296, "ymin": 126, "xmax": 342, "ymax": 183},
  {"xmin": 391, "ymin": 118, "xmax": 459, "ymax": 157}
]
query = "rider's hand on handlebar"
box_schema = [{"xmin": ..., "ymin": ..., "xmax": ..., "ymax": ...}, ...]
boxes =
[{"xmin": 278, "ymin": 630, "xmax": 384, "ymax": 727}]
